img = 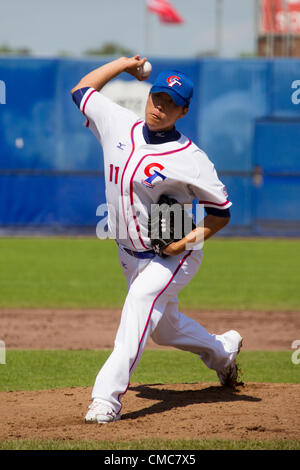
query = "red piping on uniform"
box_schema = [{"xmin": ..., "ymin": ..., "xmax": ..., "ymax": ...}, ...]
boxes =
[
  {"xmin": 82, "ymin": 89, "xmax": 97, "ymax": 128},
  {"xmin": 120, "ymin": 120, "xmax": 143, "ymax": 249},
  {"xmin": 129, "ymin": 139, "xmax": 193, "ymax": 250},
  {"xmin": 199, "ymin": 199, "xmax": 230, "ymax": 207},
  {"xmin": 116, "ymin": 383, "xmax": 129, "ymax": 416},
  {"xmin": 116, "ymin": 250, "xmax": 192, "ymax": 413}
]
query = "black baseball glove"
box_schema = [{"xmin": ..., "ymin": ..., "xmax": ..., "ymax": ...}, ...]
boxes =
[{"xmin": 148, "ymin": 195, "xmax": 196, "ymax": 258}]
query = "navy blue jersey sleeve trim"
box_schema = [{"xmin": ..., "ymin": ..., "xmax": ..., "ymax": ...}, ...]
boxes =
[
  {"xmin": 72, "ymin": 87, "xmax": 90, "ymax": 108},
  {"xmin": 205, "ymin": 207, "xmax": 231, "ymax": 218}
]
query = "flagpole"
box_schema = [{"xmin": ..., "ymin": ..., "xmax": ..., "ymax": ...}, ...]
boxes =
[
  {"xmin": 215, "ymin": 0, "xmax": 222, "ymax": 57},
  {"xmin": 283, "ymin": 0, "xmax": 291, "ymax": 57},
  {"xmin": 269, "ymin": 0, "xmax": 275, "ymax": 57},
  {"xmin": 254, "ymin": 0, "xmax": 260, "ymax": 56},
  {"xmin": 145, "ymin": 2, "xmax": 150, "ymax": 56},
  {"xmin": 145, "ymin": 0, "xmax": 184, "ymax": 54}
]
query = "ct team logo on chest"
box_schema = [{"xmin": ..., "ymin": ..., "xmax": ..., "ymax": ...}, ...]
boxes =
[{"xmin": 142, "ymin": 163, "xmax": 167, "ymax": 189}]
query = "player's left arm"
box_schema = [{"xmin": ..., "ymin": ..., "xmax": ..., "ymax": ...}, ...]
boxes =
[
  {"xmin": 164, "ymin": 149, "xmax": 232, "ymax": 256},
  {"xmin": 163, "ymin": 211, "xmax": 230, "ymax": 256}
]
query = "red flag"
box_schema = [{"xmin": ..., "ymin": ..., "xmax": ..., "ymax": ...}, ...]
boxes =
[{"xmin": 146, "ymin": 0, "xmax": 184, "ymax": 24}]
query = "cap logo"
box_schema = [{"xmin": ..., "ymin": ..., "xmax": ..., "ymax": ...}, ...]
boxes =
[{"xmin": 167, "ymin": 75, "xmax": 182, "ymax": 88}]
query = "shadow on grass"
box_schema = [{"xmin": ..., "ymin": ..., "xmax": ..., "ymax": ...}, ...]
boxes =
[{"xmin": 122, "ymin": 383, "xmax": 260, "ymax": 421}]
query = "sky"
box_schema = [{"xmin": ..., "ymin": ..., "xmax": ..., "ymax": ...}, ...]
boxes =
[{"xmin": 0, "ymin": 0, "xmax": 257, "ymax": 58}]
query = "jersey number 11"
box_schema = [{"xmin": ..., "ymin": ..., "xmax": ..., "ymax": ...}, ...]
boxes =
[{"xmin": 109, "ymin": 164, "xmax": 120, "ymax": 184}]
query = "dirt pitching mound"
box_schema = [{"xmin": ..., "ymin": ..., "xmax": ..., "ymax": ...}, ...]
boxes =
[
  {"xmin": 1, "ymin": 308, "xmax": 299, "ymax": 444},
  {"xmin": 1, "ymin": 382, "xmax": 299, "ymax": 442}
]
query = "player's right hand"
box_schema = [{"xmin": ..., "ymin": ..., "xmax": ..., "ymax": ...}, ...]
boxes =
[{"xmin": 124, "ymin": 55, "xmax": 148, "ymax": 81}]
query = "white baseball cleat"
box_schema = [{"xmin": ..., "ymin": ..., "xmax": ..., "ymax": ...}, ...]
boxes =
[
  {"xmin": 85, "ymin": 399, "xmax": 121, "ymax": 424},
  {"xmin": 217, "ymin": 330, "xmax": 243, "ymax": 388}
]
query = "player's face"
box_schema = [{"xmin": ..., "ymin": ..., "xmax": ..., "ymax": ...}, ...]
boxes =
[{"xmin": 145, "ymin": 92, "xmax": 188, "ymax": 131}]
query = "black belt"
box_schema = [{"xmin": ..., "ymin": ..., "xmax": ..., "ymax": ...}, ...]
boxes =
[{"xmin": 123, "ymin": 247, "xmax": 156, "ymax": 259}]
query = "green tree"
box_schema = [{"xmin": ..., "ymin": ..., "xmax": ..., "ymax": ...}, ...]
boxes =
[
  {"xmin": 57, "ymin": 50, "xmax": 73, "ymax": 57},
  {"xmin": 84, "ymin": 42, "xmax": 132, "ymax": 56},
  {"xmin": 238, "ymin": 51, "xmax": 257, "ymax": 58},
  {"xmin": 0, "ymin": 43, "xmax": 31, "ymax": 55},
  {"xmin": 195, "ymin": 50, "xmax": 217, "ymax": 57}
]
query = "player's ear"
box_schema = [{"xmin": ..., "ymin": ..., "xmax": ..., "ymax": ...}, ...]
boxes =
[{"xmin": 179, "ymin": 106, "xmax": 189, "ymax": 119}]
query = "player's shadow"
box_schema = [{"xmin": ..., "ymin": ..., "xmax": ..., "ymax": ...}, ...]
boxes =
[{"xmin": 122, "ymin": 383, "xmax": 261, "ymax": 421}]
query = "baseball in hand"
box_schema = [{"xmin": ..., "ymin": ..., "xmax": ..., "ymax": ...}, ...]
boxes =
[{"xmin": 140, "ymin": 61, "xmax": 152, "ymax": 78}]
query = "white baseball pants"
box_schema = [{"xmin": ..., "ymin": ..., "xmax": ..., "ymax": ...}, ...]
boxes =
[{"xmin": 91, "ymin": 246, "xmax": 241, "ymax": 415}]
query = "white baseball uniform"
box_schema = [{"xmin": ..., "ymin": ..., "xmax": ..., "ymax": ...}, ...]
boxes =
[{"xmin": 73, "ymin": 86, "xmax": 240, "ymax": 416}]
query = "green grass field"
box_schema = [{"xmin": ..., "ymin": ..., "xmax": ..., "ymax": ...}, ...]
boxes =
[
  {"xmin": 0, "ymin": 350, "xmax": 299, "ymax": 392},
  {"xmin": 0, "ymin": 237, "xmax": 299, "ymax": 310},
  {"xmin": 0, "ymin": 237, "xmax": 299, "ymax": 450},
  {"xmin": 1, "ymin": 438, "xmax": 299, "ymax": 450},
  {"xmin": 0, "ymin": 349, "xmax": 299, "ymax": 450}
]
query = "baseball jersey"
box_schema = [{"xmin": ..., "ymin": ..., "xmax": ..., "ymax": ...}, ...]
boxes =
[{"xmin": 73, "ymin": 87, "xmax": 232, "ymax": 251}]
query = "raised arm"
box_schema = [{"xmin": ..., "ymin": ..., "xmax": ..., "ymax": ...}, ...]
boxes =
[{"xmin": 71, "ymin": 55, "xmax": 148, "ymax": 94}]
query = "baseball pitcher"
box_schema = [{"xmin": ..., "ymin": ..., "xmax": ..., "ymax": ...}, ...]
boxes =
[{"xmin": 71, "ymin": 55, "xmax": 243, "ymax": 424}]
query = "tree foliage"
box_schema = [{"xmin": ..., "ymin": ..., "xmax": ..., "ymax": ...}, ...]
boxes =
[
  {"xmin": 0, "ymin": 43, "xmax": 31, "ymax": 55},
  {"xmin": 84, "ymin": 42, "xmax": 132, "ymax": 56}
]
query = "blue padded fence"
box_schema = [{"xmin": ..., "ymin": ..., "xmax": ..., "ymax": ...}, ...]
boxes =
[{"xmin": 0, "ymin": 57, "xmax": 299, "ymax": 235}]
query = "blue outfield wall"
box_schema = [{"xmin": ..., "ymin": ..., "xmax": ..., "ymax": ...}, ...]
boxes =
[{"xmin": 0, "ymin": 56, "xmax": 300, "ymax": 235}]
